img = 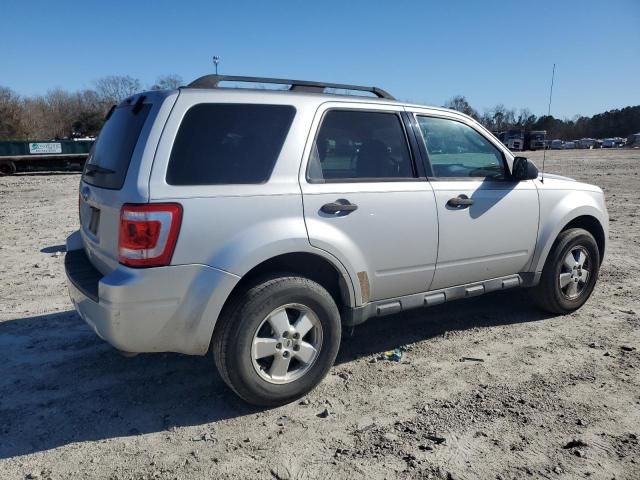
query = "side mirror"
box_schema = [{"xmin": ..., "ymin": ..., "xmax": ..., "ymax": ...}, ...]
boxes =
[{"xmin": 512, "ymin": 156, "xmax": 539, "ymax": 181}]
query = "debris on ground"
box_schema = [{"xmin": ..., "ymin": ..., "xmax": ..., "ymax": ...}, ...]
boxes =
[
  {"xmin": 461, "ymin": 356, "xmax": 485, "ymax": 362},
  {"xmin": 563, "ymin": 439, "xmax": 588, "ymax": 449},
  {"xmin": 425, "ymin": 434, "xmax": 447, "ymax": 444},
  {"xmin": 317, "ymin": 408, "xmax": 330, "ymax": 418},
  {"xmin": 276, "ymin": 416, "xmax": 290, "ymax": 427},
  {"xmin": 380, "ymin": 349, "xmax": 403, "ymax": 361},
  {"xmin": 191, "ymin": 432, "xmax": 216, "ymax": 442}
]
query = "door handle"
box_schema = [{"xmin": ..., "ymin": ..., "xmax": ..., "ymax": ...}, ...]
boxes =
[
  {"xmin": 321, "ymin": 199, "xmax": 358, "ymax": 214},
  {"xmin": 447, "ymin": 195, "xmax": 474, "ymax": 209}
]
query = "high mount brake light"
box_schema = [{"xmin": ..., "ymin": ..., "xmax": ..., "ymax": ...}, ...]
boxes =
[{"xmin": 118, "ymin": 203, "xmax": 182, "ymax": 267}]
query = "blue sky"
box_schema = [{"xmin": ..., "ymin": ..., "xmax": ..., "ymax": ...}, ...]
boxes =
[{"xmin": 2, "ymin": 0, "xmax": 638, "ymax": 118}]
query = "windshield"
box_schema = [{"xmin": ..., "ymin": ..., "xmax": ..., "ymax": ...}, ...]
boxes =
[{"xmin": 83, "ymin": 102, "xmax": 151, "ymax": 189}]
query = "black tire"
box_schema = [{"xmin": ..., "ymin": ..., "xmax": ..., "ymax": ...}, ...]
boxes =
[
  {"xmin": 0, "ymin": 160, "xmax": 17, "ymax": 176},
  {"xmin": 212, "ymin": 275, "xmax": 341, "ymax": 407},
  {"xmin": 531, "ymin": 228, "xmax": 600, "ymax": 314}
]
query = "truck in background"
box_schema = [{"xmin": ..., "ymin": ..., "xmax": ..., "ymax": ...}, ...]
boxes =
[
  {"xmin": 0, "ymin": 139, "xmax": 94, "ymax": 175},
  {"xmin": 497, "ymin": 129, "xmax": 525, "ymax": 151},
  {"xmin": 496, "ymin": 130, "xmax": 547, "ymax": 151},
  {"xmin": 526, "ymin": 130, "xmax": 547, "ymax": 151}
]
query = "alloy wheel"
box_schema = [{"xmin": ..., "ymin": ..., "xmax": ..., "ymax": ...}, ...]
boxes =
[
  {"xmin": 250, "ymin": 303, "xmax": 323, "ymax": 384},
  {"xmin": 558, "ymin": 246, "xmax": 591, "ymax": 300}
]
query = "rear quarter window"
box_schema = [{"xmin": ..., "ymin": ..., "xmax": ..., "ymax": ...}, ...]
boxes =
[{"xmin": 166, "ymin": 104, "xmax": 295, "ymax": 185}]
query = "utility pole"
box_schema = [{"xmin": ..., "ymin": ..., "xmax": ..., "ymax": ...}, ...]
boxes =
[{"xmin": 212, "ymin": 56, "xmax": 220, "ymax": 75}]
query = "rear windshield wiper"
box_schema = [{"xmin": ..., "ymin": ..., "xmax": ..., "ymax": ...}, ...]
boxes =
[
  {"xmin": 104, "ymin": 105, "xmax": 116, "ymax": 121},
  {"xmin": 84, "ymin": 164, "xmax": 116, "ymax": 176},
  {"xmin": 132, "ymin": 95, "xmax": 147, "ymax": 115}
]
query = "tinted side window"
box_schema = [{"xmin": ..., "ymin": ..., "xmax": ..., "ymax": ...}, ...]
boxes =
[
  {"xmin": 308, "ymin": 110, "xmax": 414, "ymax": 182},
  {"xmin": 417, "ymin": 116, "xmax": 505, "ymax": 179},
  {"xmin": 167, "ymin": 104, "xmax": 295, "ymax": 185},
  {"xmin": 83, "ymin": 103, "xmax": 151, "ymax": 190}
]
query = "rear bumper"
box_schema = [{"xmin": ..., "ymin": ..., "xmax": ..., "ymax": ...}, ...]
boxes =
[{"xmin": 65, "ymin": 232, "xmax": 239, "ymax": 355}]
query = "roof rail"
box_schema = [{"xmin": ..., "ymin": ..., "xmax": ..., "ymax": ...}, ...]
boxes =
[{"xmin": 186, "ymin": 75, "xmax": 395, "ymax": 100}]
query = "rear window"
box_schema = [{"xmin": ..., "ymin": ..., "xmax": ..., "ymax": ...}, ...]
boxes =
[
  {"xmin": 83, "ymin": 103, "xmax": 152, "ymax": 190},
  {"xmin": 166, "ymin": 104, "xmax": 295, "ymax": 185}
]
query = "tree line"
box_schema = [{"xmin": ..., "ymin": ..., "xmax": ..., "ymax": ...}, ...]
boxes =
[
  {"xmin": 444, "ymin": 95, "xmax": 640, "ymax": 140},
  {"xmin": 0, "ymin": 78, "xmax": 638, "ymax": 141},
  {"xmin": 0, "ymin": 74, "xmax": 182, "ymax": 140}
]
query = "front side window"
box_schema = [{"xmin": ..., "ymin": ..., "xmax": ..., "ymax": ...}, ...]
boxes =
[
  {"xmin": 416, "ymin": 116, "xmax": 505, "ymax": 179},
  {"xmin": 167, "ymin": 104, "xmax": 295, "ymax": 185},
  {"xmin": 307, "ymin": 110, "xmax": 414, "ymax": 182}
]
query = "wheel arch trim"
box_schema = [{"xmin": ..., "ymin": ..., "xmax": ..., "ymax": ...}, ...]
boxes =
[
  {"xmin": 201, "ymin": 247, "xmax": 359, "ymax": 354},
  {"xmin": 530, "ymin": 203, "xmax": 607, "ymax": 274}
]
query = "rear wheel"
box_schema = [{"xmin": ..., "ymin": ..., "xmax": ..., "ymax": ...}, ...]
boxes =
[
  {"xmin": 0, "ymin": 160, "xmax": 17, "ymax": 176},
  {"xmin": 213, "ymin": 275, "xmax": 341, "ymax": 406},
  {"xmin": 532, "ymin": 228, "xmax": 600, "ymax": 314}
]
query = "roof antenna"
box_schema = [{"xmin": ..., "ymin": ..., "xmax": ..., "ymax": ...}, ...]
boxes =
[{"xmin": 541, "ymin": 63, "xmax": 556, "ymax": 183}]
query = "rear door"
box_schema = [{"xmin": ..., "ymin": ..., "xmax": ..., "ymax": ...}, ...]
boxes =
[
  {"xmin": 409, "ymin": 111, "xmax": 539, "ymax": 290},
  {"xmin": 79, "ymin": 92, "xmax": 175, "ymax": 274},
  {"xmin": 300, "ymin": 103, "xmax": 439, "ymax": 303}
]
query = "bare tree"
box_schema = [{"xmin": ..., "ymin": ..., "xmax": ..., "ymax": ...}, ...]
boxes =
[
  {"xmin": 0, "ymin": 87, "xmax": 28, "ymax": 140},
  {"xmin": 21, "ymin": 95, "xmax": 50, "ymax": 138},
  {"xmin": 20, "ymin": 88, "xmax": 108, "ymax": 139},
  {"xmin": 483, "ymin": 104, "xmax": 516, "ymax": 132},
  {"xmin": 479, "ymin": 110, "xmax": 495, "ymax": 131},
  {"xmin": 516, "ymin": 108, "xmax": 536, "ymax": 129},
  {"xmin": 46, "ymin": 89, "xmax": 80, "ymax": 138},
  {"xmin": 72, "ymin": 89, "xmax": 108, "ymax": 137},
  {"xmin": 3, "ymin": 77, "xmax": 638, "ymax": 143},
  {"xmin": 150, "ymin": 74, "xmax": 183, "ymax": 90},
  {"xmin": 444, "ymin": 95, "xmax": 478, "ymax": 119},
  {"xmin": 94, "ymin": 75, "xmax": 141, "ymax": 105}
]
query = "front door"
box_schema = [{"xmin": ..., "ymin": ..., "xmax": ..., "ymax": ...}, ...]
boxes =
[
  {"xmin": 300, "ymin": 104, "xmax": 439, "ymax": 302},
  {"xmin": 411, "ymin": 112, "xmax": 539, "ymax": 290}
]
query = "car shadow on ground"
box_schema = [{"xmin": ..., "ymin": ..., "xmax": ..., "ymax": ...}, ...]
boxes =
[
  {"xmin": 0, "ymin": 289, "xmax": 552, "ymax": 459},
  {"xmin": 338, "ymin": 289, "xmax": 552, "ymax": 363},
  {"xmin": 39, "ymin": 244, "xmax": 67, "ymax": 254},
  {"xmin": 12, "ymin": 171, "xmax": 82, "ymax": 177}
]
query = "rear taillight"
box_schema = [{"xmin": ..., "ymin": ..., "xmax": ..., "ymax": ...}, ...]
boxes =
[{"xmin": 118, "ymin": 203, "xmax": 182, "ymax": 267}]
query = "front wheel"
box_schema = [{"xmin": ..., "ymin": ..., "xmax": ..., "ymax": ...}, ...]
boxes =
[
  {"xmin": 532, "ymin": 228, "xmax": 600, "ymax": 314},
  {"xmin": 212, "ymin": 275, "xmax": 341, "ymax": 406}
]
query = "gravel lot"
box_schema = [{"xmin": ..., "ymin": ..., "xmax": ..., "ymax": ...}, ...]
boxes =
[{"xmin": 0, "ymin": 149, "xmax": 638, "ymax": 480}]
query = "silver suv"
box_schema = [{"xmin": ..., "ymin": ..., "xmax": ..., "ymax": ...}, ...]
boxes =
[{"xmin": 65, "ymin": 75, "xmax": 608, "ymax": 406}]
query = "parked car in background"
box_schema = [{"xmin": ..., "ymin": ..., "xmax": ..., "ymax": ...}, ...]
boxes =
[
  {"xmin": 563, "ymin": 141, "xmax": 576, "ymax": 149},
  {"xmin": 576, "ymin": 138, "xmax": 597, "ymax": 149},
  {"xmin": 627, "ymin": 133, "xmax": 640, "ymax": 148},
  {"xmin": 603, "ymin": 137, "xmax": 626, "ymax": 148},
  {"xmin": 551, "ymin": 139, "xmax": 564, "ymax": 149},
  {"xmin": 64, "ymin": 75, "xmax": 608, "ymax": 406}
]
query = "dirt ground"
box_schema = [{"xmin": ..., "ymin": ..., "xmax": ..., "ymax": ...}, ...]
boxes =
[{"xmin": 0, "ymin": 149, "xmax": 638, "ymax": 480}]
